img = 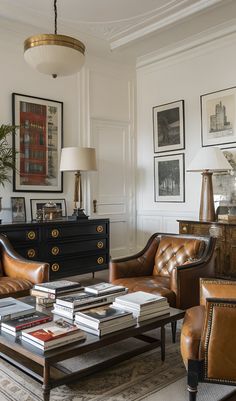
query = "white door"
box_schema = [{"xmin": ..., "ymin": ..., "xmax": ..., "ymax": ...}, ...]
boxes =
[{"xmin": 90, "ymin": 118, "xmax": 135, "ymax": 258}]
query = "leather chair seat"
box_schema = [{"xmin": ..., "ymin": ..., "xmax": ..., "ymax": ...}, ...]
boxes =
[
  {"xmin": 0, "ymin": 277, "xmax": 33, "ymax": 296},
  {"xmin": 180, "ymin": 305, "xmax": 205, "ymax": 368},
  {"xmin": 113, "ymin": 276, "xmax": 176, "ymax": 306}
]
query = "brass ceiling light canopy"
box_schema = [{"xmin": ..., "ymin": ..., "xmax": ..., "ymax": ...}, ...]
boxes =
[{"xmin": 24, "ymin": 0, "xmax": 85, "ymax": 78}]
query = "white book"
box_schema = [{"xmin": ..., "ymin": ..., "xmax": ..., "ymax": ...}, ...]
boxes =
[
  {"xmin": 21, "ymin": 331, "xmax": 85, "ymax": 350},
  {"xmin": 112, "ymin": 302, "xmax": 169, "ymax": 316},
  {"xmin": 33, "ymin": 280, "xmax": 82, "ymax": 294},
  {"xmin": 137, "ymin": 309, "xmax": 170, "ymax": 322},
  {"xmin": 76, "ymin": 318, "xmax": 137, "ymax": 336},
  {"xmin": 0, "ymin": 298, "xmax": 35, "ymax": 321},
  {"xmin": 115, "ymin": 291, "xmax": 167, "ymax": 310},
  {"xmin": 84, "ymin": 282, "xmax": 126, "ymax": 295}
]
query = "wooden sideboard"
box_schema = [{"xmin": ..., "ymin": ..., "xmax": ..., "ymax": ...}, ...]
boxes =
[
  {"xmin": 178, "ymin": 219, "xmax": 236, "ymax": 277},
  {"xmin": 0, "ymin": 218, "xmax": 109, "ymax": 280}
]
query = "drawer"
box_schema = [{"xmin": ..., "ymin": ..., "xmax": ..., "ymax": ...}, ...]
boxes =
[
  {"xmin": 49, "ymin": 253, "xmax": 108, "ymax": 279},
  {"xmin": 15, "ymin": 246, "xmax": 39, "ymax": 260},
  {"xmin": 2, "ymin": 228, "xmax": 39, "ymax": 242},
  {"xmin": 180, "ymin": 223, "xmax": 210, "ymax": 236},
  {"xmin": 46, "ymin": 238, "xmax": 108, "ymax": 257},
  {"xmin": 45, "ymin": 222, "xmax": 108, "ymax": 239},
  {"xmin": 226, "ymin": 227, "xmax": 236, "ymax": 242}
]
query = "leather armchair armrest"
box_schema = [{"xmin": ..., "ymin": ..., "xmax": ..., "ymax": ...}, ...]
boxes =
[
  {"xmin": 109, "ymin": 234, "xmax": 160, "ymax": 282},
  {"xmin": 200, "ymin": 278, "xmax": 236, "ymax": 306},
  {"xmin": 199, "ymin": 298, "xmax": 236, "ymax": 381},
  {"xmin": 1, "ymin": 236, "xmax": 49, "ymax": 284}
]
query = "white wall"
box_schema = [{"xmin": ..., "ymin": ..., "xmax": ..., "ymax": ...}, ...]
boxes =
[{"xmin": 136, "ymin": 32, "xmax": 236, "ymax": 247}]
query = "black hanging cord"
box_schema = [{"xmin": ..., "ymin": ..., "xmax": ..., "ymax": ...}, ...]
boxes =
[{"xmin": 54, "ymin": 0, "xmax": 57, "ymax": 35}]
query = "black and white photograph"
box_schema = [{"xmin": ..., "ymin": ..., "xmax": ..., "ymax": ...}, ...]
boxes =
[
  {"xmin": 201, "ymin": 87, "xmax": 236, "ymax": 147},
  {"xmin": 154, "ymin": 153, "xmax": 185, "ymax": 202},
  {"xmin": 213, "ymin": 148, "xmax": 236, "ymax": 205},
  {"xmin": 30, "ymin": 199, "xmax": 67, "ymax": 221},
  {"xmin": 11, "ymin": 197, "xmax": 26, "ymax": 222},
  {"xmin": 153, "ymin": 100, "xmax": 185, "ymax": 153}
]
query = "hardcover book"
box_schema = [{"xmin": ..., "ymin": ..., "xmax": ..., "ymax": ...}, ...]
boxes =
[
  {"xmin": 84, "ymin": 282, "xmax": 126, "ymax": 295},
  {"xmin": 1, "ymin": 312, "xmax": 52, "ymax": 333},
  {"xmin": 0, "ymin": 298, "xmax": 35, "ymax": 321},
  {"xmin": 114, "ymin": 291, "xmax": 168, "ymax": 309},
  {"xmin": 76, "ymin": 318, "xmax": 137, "ymax": 336},
  {"xmin": 22, "ymin": 330, "xmax": 86, "ymax": 350},
  {"xmin": 21, "ymin": 318, "xmax": 82, "ymax": 345},
  {"xmin": 75, "ymin": 306, "xmax": 132, "ymax": 324},
  {"xmin": 33, "ymin": 280, "xmax": 82, "ymax": 294}
]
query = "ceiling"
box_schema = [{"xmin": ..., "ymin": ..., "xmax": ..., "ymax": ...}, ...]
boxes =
[{"xmin": 0, "ymin": 0, "xmax": 235, "ymax": 65}]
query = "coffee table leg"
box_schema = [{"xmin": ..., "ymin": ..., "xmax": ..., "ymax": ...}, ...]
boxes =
[
  {"xmin": 43, "ymin": 362, "xmax": 50, "ymax": 401},
  {"xmin": 161, "ymin": 325, "xmax": 165, "ymax": 362}
]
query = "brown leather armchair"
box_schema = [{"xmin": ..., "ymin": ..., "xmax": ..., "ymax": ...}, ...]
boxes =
[
  {"xmin": 0, "ymin": 234, "xmax": 49, "ymax": 298},
  {"xmin": 181, "ymin": 278, "xmax": 236, "ymax": 401},
  {"xmin": 110, "ymin": 233, "xmax": 216, "ymax": 340}
]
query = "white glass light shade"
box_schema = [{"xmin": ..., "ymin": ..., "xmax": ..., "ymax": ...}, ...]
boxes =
[
  {"xmin": 187, "ymin": 147, "xmax": 232, "ymax": 172},
  {"xmin": 24, "ymin": 34, "xmax": 85, "ymax": 77},
  {"xmin": 60, "ymin": 147, "xmax": 97, "ymax": 172}
]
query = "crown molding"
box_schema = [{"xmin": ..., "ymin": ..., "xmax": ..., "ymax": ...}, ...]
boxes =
[{"xmin": 136, "ymin": 21, "xmax": 236, "ymax": 69}]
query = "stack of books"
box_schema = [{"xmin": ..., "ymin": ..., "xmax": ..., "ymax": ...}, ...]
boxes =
[
  {"xmin": 1, "ymin": 312, "xmax": 52, "ymax": 337},
  {"xmin": 0, "ymin": 298, "xmax": 35, "ymax": 322},
  {"xmin": 75, "ymin": 305, "xmax": 137, "ymax": 336},
  {"xmin": 53, "ymin": 283, "xmax": 127, "ymax": 320},
  {"xmin": 21, "ymin": 318, "xmax": 86, "ymax": 351},
  {"xmin": 31, "ymin": 280, "xmax": 83, "ymax": 307},
  {"xmin": 111, "ymin": 291, "xmax": 170, "ymax": 322}
]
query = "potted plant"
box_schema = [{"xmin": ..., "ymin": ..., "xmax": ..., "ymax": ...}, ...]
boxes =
[{"xmin": 0, "ymin": 124, "xmax": 18, "ymax": 223}]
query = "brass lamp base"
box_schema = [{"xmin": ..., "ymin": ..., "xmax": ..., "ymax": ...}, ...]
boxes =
[{"xmin": 199, "ymin": 171, "xmax": 216, "ymax": 222}]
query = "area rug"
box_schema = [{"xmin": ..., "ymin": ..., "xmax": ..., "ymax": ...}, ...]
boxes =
[{"xmin": 0, "ymin": 332, "xmax": 234, "ymax": 401}]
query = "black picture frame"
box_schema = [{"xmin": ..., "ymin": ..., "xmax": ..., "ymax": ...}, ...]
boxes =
[
  {"xmin": 12, "ymin": 93, "xmax": 63, "ymax": 192},
  {"xmin": 30, "ymin": 198, "xmax": 67, "ymax": 221},
  {"xmin": 153, "ymin": 100, "xmax": 185, "ymax": 153},
  {"xmin": 11, "ymin": 197, "xmax": 26, "ymax": 222},
  {"xmin": 154, "ymin": 153, "xmax": 185, "ymax": 203},
  {"xmin": 201, "ymin": 86, "xmax": 236, "ymax": 147}
]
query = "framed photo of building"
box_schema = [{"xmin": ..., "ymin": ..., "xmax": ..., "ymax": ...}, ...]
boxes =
[
  {"xmin": 153, "ymin": 100, "xmax": 185, "ymax": 153},
  {"xmin": 201, "ymin": 87, "xmax": 236, "ymax": 147},
  {"xmin": 11, "ymin": 197, "xmax": 26, "ymax": 222},
  {"xmin": 12, "ymin": 93, "xmax": 63, "ymax": 192},
  {"xmin": 30, "ymin": 199, "xmax": 67, "ymax": 221},
  {"xmin": 154, "ymin": 153, "xmax": 185, "ymax": 202}
]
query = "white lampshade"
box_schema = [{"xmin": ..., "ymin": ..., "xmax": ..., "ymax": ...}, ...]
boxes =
[
  {"xmin": 187, "ymin": 147, "xmax": 232, "ymax": 172},
  {"xmin": 24, "ymin": 34, "xmax": 85, "ymax": 77},
  {"xmin": 60, "ymin": 147, "xmax": 97, "ymax": 172}
]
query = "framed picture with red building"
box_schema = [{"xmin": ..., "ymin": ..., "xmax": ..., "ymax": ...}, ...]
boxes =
[{"xmin": 12, "ymin": 93, "xmax": 63, "ymax": 192}]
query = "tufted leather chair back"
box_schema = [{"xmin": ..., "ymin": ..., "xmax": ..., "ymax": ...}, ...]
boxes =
[{"xmin": 153, "ymin": 236, "xmax": 205, "ymax": 277}]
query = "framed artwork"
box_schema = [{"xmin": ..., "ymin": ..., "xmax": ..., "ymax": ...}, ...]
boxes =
[
  {"xmin": 30, "ymin": 199, "xmax": 67, "ymax": 221},
  {"xmin": 11, "ymin": 197, "xmax": 26, "ymax": 222},
  {"xmin": 213, "ymin": 147, "xmax": 236, "ymax": 205},
  {"xmin": 153, "ymin": 100, "xmax": 185, "ymax": 153},
  {"xmin": 154, "ymin": 153, "xmax": 185, "ymax": 202},
  {"xmin": 12, "ymin": 93, "xmax": 63, "ymax": 192},
  {"xmin": 201, "ymin": 86, "xmax": 236, "ymax": 147}
]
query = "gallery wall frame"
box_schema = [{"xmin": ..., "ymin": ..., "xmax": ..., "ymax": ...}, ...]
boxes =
[
  {"xmin": 30, "ymin": 199, "xmax": 67, "ymax": 221},
  {"xmin": 201, "ymin": 86, "xmax": 236, "ymax": 147},
  {"xmin": 153, "ymin": 100, "xmax": 185, "ymax": 153},
  {"xmin": 12, "ymin": 93, "xmax": 63, "ymax": 192},
  {"xmin": 11, "ymin": 197, "xmax": 26, "ymax": 223},
  {"xmin": 154, "ymin": 153, "xmax": 185, "ymax": 203}
]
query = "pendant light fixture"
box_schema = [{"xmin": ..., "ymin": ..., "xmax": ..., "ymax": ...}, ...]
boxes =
[{"xmin": 24, "ymin": 0, "xmax": 85, "ymax": 78}]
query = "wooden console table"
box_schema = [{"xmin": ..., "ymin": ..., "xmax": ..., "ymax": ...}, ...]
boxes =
[
  {"xmin": 0, "ymin": 218, "xmax": 109, "ymax": 280},
  {"xmin": 178, "ymin": 219, "xmax": 236, "ymax": 277}
]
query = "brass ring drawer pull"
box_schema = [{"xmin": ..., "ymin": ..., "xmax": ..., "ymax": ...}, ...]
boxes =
[
  {"xmin": 96, "ymin": 225, "xmax": 104, "ymax": 233},
  {"xmin": 97, "ymin": 257, "xmax": 104, "ymax": 265},
  {"xmin": 97, "ymin": 241, "xmax": 104, "ymax": 249},
  {"xmin": 51, "ymin": 246, "xmax": 60, "ymax": 256},
  {"xmin": 27, "ymin": 231, "xmax": 36, "ymax": 240},
  {"xmin": 51, "ymin": 229, "xmax": 59, "ymax": 238},
  {"xmin": 27, "ymin": 249, "xmax": 36, "ymax": 258},
  {"xmin": 51, "ymin": 263, "xmax": 60, "ymax": 272}
]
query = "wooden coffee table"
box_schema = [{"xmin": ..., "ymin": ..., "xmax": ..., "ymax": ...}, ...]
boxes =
[{"xmin": 0, "ymin": 300, "xmax": 184, "ymax": 401}]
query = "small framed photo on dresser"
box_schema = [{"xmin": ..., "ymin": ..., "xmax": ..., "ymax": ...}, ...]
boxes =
[{"xmin": 11, "ymin": 197, "xmax": 26, "ymax": 222}]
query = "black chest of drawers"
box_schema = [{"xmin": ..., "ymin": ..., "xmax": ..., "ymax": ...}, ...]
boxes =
[{"xmin": 0, "ymin": 218, "xmax": 109, "ymax": 280}]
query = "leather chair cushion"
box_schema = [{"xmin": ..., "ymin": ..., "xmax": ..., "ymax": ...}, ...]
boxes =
[
  {"xmin": 112, "ymin": 276, "xmax": 176, "ymax": 306},
  {"xmin": 180, "ymin": 305, "xmax": 205, "ymax": 368},
  {"xmin": 153, "ymin": 236, "xmax": 205, "ymax": 277},
  {"xmin": 0, "ymin": 277, "xmax": 33, "ymax": 296}
]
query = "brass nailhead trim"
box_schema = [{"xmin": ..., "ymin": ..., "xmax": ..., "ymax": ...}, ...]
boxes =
[
  {"xmin": 27, "ymin": 231, "xmax": 36, "ymax": 240},
  {"xmin": 51, "ymin": 246, "xmax": 59, "ymax": 256},
  {"xmin": 51, "ymin": 263, "xmax": 60, "ymax": 272},
  {"xmin": 27, "ymin": 249, "xmax": 36, "ymax": 258},
  {"xmin": 97, "ymin": 257, "xmax": 104, "ymax": 265},
  {"xmin": 96, "ymin": 225, "xmax": 104, "ymax": 233},
  {"xmin": 51, "ymin": 229, "xmax": 59, "ymax": 238},
  {"xmin": 97, "ymin": 241, "xmax": 104, "ymax": 248}
]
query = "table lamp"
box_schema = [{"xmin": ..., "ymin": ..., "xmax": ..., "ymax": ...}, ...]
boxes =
[
  {"xmin": 187, "ymin": 147, "xmax": 232, "ymax": 222},
  {"xmin": 60, "ymin": 146, "xmax": 97, "ymax": 219}
]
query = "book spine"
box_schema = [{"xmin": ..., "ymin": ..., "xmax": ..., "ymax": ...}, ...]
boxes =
[{"xmin": 14, "ymin": 316, "xmax": 52, "ymax": 330}]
